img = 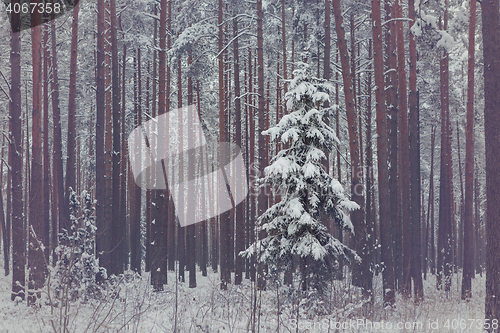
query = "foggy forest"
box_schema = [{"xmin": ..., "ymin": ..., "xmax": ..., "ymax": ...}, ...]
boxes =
[{"xmin": 0, "ymin": 0, "xmax": 500, "ymax": 331}]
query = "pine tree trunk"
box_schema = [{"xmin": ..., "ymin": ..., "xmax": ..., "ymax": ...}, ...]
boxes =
[
  {"xmin": 103, "ymin": 0, "xmax": 113, "ymax": 274},
  {"xmin": 218, "ymin": 0, "xmax": 230, "ymax": 290},
  {"xmin": 482, "ymin": 0, "xmax": 500, "ymax": 323},
  {"xmin": 256, "ymin": 0, "xmax": 268, "ymax": 291},
  {"xmin": 120, "ymin": 44, "xmax": 128, "ymax": 271},
  {"xmin": 408, "ymin": 0, "xmax": 423, "ymax": 300},
  {"xmin": 426, "ymin": 127, "xmax": 436, "ymax": 276},
  {"xmin": 462, "ymin": 0, "xmax": 476, "ymax": 300},
  {"xmin": 384, "ymin": 0, "xmax": 401, "ymax": 291},
  {"xmin": 10, "ymin": 4, "xmax": 24, "ymax": 301},
  {"xmin": 28, "ymin": 6, "xmax": 45, "ymax": 305},
  {"xmin": 109, "ymin": 0, "xmax": 123, "ymax": 275},
  {"xmin": 152, "ymin": 0, "xmax": 169, "ymax": 290},
  {"xmin": 42, "ymin": 24, "xmax": 50, "ymax": 266},
  {"xmin": 65, "ymin": 0, "xmax": 79, "ymax": 235},
  {"xmin": 394, "ymin": 0, "xmax": 411, "ymax": 296},
  {"xmin": 437, "ymin": 11, "xmax": 453, "ymax": 292},
  {"xmin": 233, "ymin": 16, "xmax": 245, "ymax": 286},
  {"xmin": 95, "ymin": 0, "xmax": 108, "ymax": 281},
  {"xmin": 187, "ymin": 49, "xmax": 197, "ymax": 288},
  {"xmin": 248, "ymin": 46, "xmax": 256, "ymax": 282},
  {"xmin": 332, "ymin": 0, "xmax": 370, "ymax": 296},
  {"xmin": 372, "ymin": 0, "xmax": 394, "ymax": 305}
]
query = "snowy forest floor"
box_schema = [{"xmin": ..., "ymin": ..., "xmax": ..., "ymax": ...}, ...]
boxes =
[{"xmin": 0, "ymin": 267, "xmax": 486, "ymax": 333}]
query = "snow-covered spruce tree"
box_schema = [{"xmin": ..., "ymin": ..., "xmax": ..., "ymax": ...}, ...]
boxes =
[
  {"xmin": 242, "ymin": 64, "xmax": 359, "ymax": 299},
  {"xmin": 51, "ymin": 188, "xmax": 106, "ymax": 304}
]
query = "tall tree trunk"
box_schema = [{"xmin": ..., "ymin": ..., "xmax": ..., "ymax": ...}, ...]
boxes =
[
  {"xmin": 462, "ymin": 0, "xmax": 476, "ymax": 300},
  {"xmin": 219, "ymin": 0, "xmax": 231, "ymax": 290},
  {"xmin": 109, "ymin": 0, "xmax": 123, "ymax": 275},
  {"xmin": 482, "ymin": 0, "xmax": 500, "ymax": 323},
  {"xmin": 385, "ymin": 0, "xmax": 401, "ymax": 290},
  {"xmin": 166, "ymin": 1, "xmax": 175, "ymax": 274},
  {"xmin": 408, "ymin": 0, "xmax": 423, "ymax": 300},
  {"xmin": 233, "ymin": 16, "xmax": 245, "ymax": 286},
  {"xmin": 95, "ymin": 0, "xmax": 108, "ymax": 281},
  {"xmin": 121, "ymin": 44, "xmax": 128, "ymax": 271},
  {"xmin": 372, "ymin": 0, "xmax": 394, "ymax": 305},
  {"xmin": 151, "ymin": 0, "xmax": 168, "ymax": 291},
  {"xmin": 256, "ymin": 0, "xmax": 268, "ymax": 291},
  {"xmin": 247, "ymin": 46, "xmax": 256, "ymax": 282},
  {"xmin": 332, "ymin": 0, "xmax": 369, "ymax": 296},
  {"xmin": 437, "ymin": 11, "xmax": 453, "ymax": 292},
  {"xmin": 130, "ymin": 49, "xmax": 142, "ymax": 273},
  {"xmin": 28, "ymin": 6, "xmax": 45, "ymax": 305},
  {"xmin": 394, "ymin": 0, "xmax": 411, "ymax": 296},
  {"xmin": 65, "ymin": 1, "xmax": 79, "ymax": 234},
  {"xmin": 177, "ymin": 50, "xmax": 186, "ymax": 283},
  {"xmin": 146, "ymin": 5, "xmax": 157, "ymax": 273},
  {"xmin": 474, "ymin": 165, "xmax": 481, "ymax": 275},
  {"xmin": 187, "ymin": 49, "xmax": 197, "ymax": 288},
  {"xmin": 10, "ymin": 4, "xmax": 24, "ymax": 301},
  {"xmin": 42, "ymin": 24, "xmax": 50, "ymax": 266},
  {"xmin": 426, "ymin": 126, "xmax": 436, "ymax": 276}
]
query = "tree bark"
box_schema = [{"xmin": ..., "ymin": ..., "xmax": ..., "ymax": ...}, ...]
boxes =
[
  {"xmin": 332, "ymin": 0, "xmax": 369, "ymax": 296},
  {"xmin": 482, "ymin": 0, "xmax": 500, "ymax": 324},
  {"xmin": 233, "ymin": 16, "xmax": 245, "ymax": 286},
  {"xmin": 65, "ymin": 0, "xmax": 79, "ymax": 234},
  {"xmin": 394, "ymin": 0, "xmax": 411, "ymax": 296},
  {"xmin": 10, "ymin": 3, "xmax": 24, "ymax": 301},
  {"xmin": 408, "ymin": 0, "xmax": 423, "ymax": 301},
  {"xmin": 28, "ymin": 5, "xmax": 45, "ymax": 305},
  {"xmin": 462, "ymin": 0, "xmax": 476, "ymax": 300},
  {"xmin": 256, "ymin": 0, "xmax": 268, "ymax": 291},
  {"xmin": 372, "ymin": 0, "xmax": 394, "ymax": 305},
  {"xmin": 95, "ymin": 0, "xmax": 108, "ymax": 281}
]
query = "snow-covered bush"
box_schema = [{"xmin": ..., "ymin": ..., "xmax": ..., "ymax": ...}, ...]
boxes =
[
  {"xmin": 242, "ymin": 64, "xmax": 360, "ymax": 315},
  {"xmin": 51, "ymin": 188, "xmax": 106, "ymax": 304}
]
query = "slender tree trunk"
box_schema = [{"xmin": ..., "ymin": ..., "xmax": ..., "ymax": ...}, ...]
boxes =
[
  {"xmin": 28, "ymin": 6, "xmax": 45, "ymax": 305},
  {"xmin": 120, "ymin": 44, "xmax": 128, "ymax": 271},
  {"xmin": 394, "ymin": 0, "xmax": 411, "ymax": 296},
  {"xmin": 385, "ymin": 0, "xmax": 401, "ymax": 291},
  {"xmin": 219, "ymin": 0, "xmax": 231, "ymax": 290},
  {"xmin": 10, "ymin": 4, "xmax": 24, "ymax": 301},
  {"xmin": 130, "ymin": 49, "xmax": 142, "ymax": 273},
  {"xmin": 408, "ymin": 0, "xmax": 423, "ymax": 301},
  {"xmin": 42, "ymin": 23, "xmax": 50, "ymax": 266},
  {"xmin": 256, "ymin": 0, "xmax": 268, "ymax": 291},
  {"xmin": 372, "ymin": 0, "xmax": 394, "ymax": 305},
  {"xmin": 103, "ymin": 0, "xmax": 113, "ymax": 275},
  {"xmin": 151, "ymin": 0, "xmax": 168, "ymax": 291},
  {"xmin": 437, "ymin": 11, "xmax": 453, "ymax": 292},
  {"xmin": 457, "ymin": 120, "xmax": 464, "ymax": 270},
  {"xmin": 247, "ymin": 46, "xmax": 256, "ymax": 282},
  {"xmin": 426, "ymin": 127, "xmax": 436, "ymax": 277},
  {"xmin": 95, "ymin": 0, "xmax": 108, "ymax": 281},
  {"xmin": 187, "ymin": 48, "xmax": 196, "ymax": 288},
  {"xmin": 198, "ymin": 81, "xmax": 208, "ymax": 277},
  {"xmin": 233, "ymin": 16, "xmax": 245, "ymax": 286},
  {"xmin": 462, "ymin": 0, "xmax": 476, "ymax": 300},
  {"xmin": 332, "ymin": 0, "xmax": 369, "ymax": 296},
  {"xmin": 108, "ymin": 0, "xmax": 123, "ymax": 275},
  {"xmin": 65, "ymin": 0, "xmax": 80, "ymax": 235},
  {"xmin": 474, "ymin": 165, "xmax": 481, "ymax": 275},
  {"xmin": 482, "ymin": 0, "xmax": 500, "ymax": 323}
]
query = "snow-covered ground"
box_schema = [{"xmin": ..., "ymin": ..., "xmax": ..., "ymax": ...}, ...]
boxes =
[{"xmin": 0, "ymin": 269, "xmax": 486, "ymax": 332}]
